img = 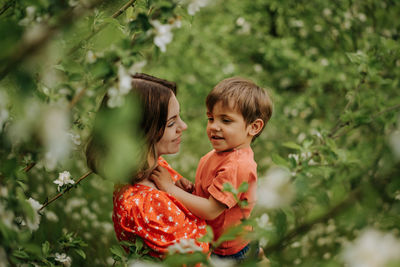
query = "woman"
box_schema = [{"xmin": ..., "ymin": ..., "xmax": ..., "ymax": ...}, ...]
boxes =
[{"xmin": 86, "ymin": 73, "xmax": 209, "ymax": 258}]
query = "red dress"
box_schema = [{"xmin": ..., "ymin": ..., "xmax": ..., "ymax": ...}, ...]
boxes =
[{"xmin": 112, "ymin": 157, "xmax": 209, "ymax": 257}]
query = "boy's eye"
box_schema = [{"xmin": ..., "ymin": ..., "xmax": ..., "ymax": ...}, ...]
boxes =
[
  {"xmin": 222, "ymin": 119, "xmax": 232, "ymax": 123},
  {"xmin": 207, "ymin": 117, "xmax": 214, "ymax": 122}
]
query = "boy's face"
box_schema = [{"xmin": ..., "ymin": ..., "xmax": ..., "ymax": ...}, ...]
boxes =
[{"xmin": 206, "ymin": 101, "xmax": 253, "ymax": 152}]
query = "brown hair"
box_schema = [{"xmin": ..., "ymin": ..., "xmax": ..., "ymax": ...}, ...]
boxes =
[
  {"xmin": 206, "ymin": 77, "xmax": 273, "ymax": 139},
  {"xmin": 86, "ymin": 73, "xmax": 177, "ymax": 182}
]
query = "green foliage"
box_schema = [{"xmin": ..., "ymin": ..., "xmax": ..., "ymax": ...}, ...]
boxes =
[{"xmin": 1, "ymin": 0, "xmax": 400, "ymax": 266}]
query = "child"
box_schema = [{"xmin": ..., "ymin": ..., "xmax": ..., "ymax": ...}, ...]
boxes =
[{"xmin": 151, "ymin": 77, "xmax": 273, "ymax": 261}]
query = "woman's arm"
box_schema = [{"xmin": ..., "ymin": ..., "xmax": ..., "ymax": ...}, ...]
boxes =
[{"xmin": 151, "ymin": 166, "xmax": 226, "ymax": 220}]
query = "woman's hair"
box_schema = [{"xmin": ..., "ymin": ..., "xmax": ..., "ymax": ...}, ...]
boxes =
[{"xmin": 86, "ymin": 73, "xmax": 177, "ymax": 183}]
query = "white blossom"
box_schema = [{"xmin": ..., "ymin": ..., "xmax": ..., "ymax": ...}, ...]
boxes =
[
  {"xmin": 107, "ymin": 87, "xmax": 124, "ymax": 108},
  {"xmin": 168, "ymin": 239, "xmax": 203, "ymax": 254},
  {"xmin": 341, "ymin": 228, "xmax": 400, "ymax": 267},
  {"xmin": 209, "ymin": 257, "xmax": 235, "ymax": 267},
  {"xmin": 55, "ymin": 253, "xmax": 72, "ymax": 267},
  {"xmin": 41, "ymin": 107, "xmax": 71, "ymax": 170},
  {"xmin": 86, "ymin": 50, "xmax": 97, "ymax": 64},
  {"xmin": 23, "ymin": 24, "xmax": 47, "ymax": 44},
  {"xmin": 236, "ymin": 17, "xmax": 251, "ymax": 34},
  {"xmin": 290, "ymin": 19, "xmax": 304, "ymax": 28},
  {"xmin": 0, "ymin": 247, "xmax": 7, "ymax": 267},
  {"xmin": 253, "ymin": 64, "xmax": 263, "ymax": 73},
  {"xmin": 68, "ymin": 0, "xmax": 79, "ymax": 7},
  {"xmin": 26, "ymin": 197, "xmax": 42, "ymax": 231},
  {"xmin": 320, "ymin": 58, "xmax": 329, "ymax": 66},
  {"xmin": 257, "ymin": 167, "xmax": 295, "ymax": 209},
  {"xmin": 67, "ymin": 132, "xmax": 81, "ymax": 146},
  {"xmin": 389, "ymin": 117, "xmax": 400, "ymax": 160},
  {"xmin": 222, "ymin": 64, "xmax": 235, "ymax": 75},
  {"xmin": 45, "ymin": 211, "xmax": 59, "ymax": 222},
  {"xmin": 128, "ymin": 261, "xmax": 164, "ymax": 267},
  {"xmin": 187, "ymin": 0, "xmax": 209, "ymax": 16},
  {"xmin": 129, "ymin": 60, "xmax": 147, "ymax": 75},
  {"xmin": 256, "ymin": 213, "xmax": 271, "ymax": 228},
  {"xmin": 19, "ymin": 6, "xmax": 36, "ymax": 26},
  {"xmin": 118, "ymin": 65, "xmax": 132, "ymax": 94},
  {"xmin": 0, "ymin": 201, "xmax": 15, "ymax": 229},
  {"xmin": 395, "ymin": 190, "xmax": 400, "ymax": 201},
  {"xmin": 54, "ymin": 171, "xmax": 75, "ymax": 191},
  {"xmin": 151, "ymin": 20, "xmax": 174, "ymax": 53},
  {"xmin": 0, "ymin": 90, "xmax": 9, "ymax": 133},
  {"xmin": 323, "ymin": 8, "xmax": 332, "ymax": 17}
]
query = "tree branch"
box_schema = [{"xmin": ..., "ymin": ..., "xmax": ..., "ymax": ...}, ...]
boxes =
[
  {"xmin": 112, "ymin": 0, "xmax": 136, "ymax": 18},
  {"xmin": 263, "ymin": 187, "xmax": 362, "ymax": 254},
  {"xmin": 0, "ymin": 2, "xmax": 101, "ymax": 81},
  {"xmin": 66, "ymin": 0, "xmax": 137, "ymax": 57},
  {"xmin": 0, "ymin": 0, "xmax": 14, "ymax": 16},
  {"xmin": 38, "ymin": 170, "xmax": 93, "ymax": 212},
  {"xmin": 328, "ymin": 76, "xmax": 365, "ymax": 138},
  {"xmin": 332, "ymin": 103, "xmax": 400, "ymax": 139}
]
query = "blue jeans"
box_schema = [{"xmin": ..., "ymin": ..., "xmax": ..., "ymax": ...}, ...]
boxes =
[{"xmin": 211, "ymin": 244, "xmax": 259, "ymax": 262}]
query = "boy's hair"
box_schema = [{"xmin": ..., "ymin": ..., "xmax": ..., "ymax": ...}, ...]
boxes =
[{"xmin": 206, "ymin": 77, "xmax": 273, "ymax": 138}]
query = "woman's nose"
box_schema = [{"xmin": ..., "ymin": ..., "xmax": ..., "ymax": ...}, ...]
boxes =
[{"xmin": 178, "ymin": 118, "xmax": 187, "ymax": 132}]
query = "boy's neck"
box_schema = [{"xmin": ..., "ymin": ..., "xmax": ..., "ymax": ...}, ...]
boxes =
[{"xmin": 216, "ymin": 144, "xmax": 251, "ymax": 153}]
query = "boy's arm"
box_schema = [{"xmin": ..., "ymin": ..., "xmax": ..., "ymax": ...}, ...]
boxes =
[{"xmin": 151, "ymin": 166, "xmax": 226, "ymax": 220}]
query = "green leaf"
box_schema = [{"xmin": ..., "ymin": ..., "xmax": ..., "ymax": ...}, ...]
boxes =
[
  {"xmin": 271, "ymin": 154, "xmax": 289, "ymax": 166},
  {"xmin": 238, "ymin": 182, "xmax": 249, "ymax": 193},
  {"xmin": 275, "ymin": 210, "xmax": 287, "ymax": 238},
  {"xmin": 42, "ymin": 241, "xmax": 50, "ymax": 257},
  {"xmin": 12, "ymin": 250, "xmax": 30, "ymax": 259},
  {"xmin": 222, "ymin": 182, "xmax": 236, "ymax": 194},
  {"xmin": 74, "ymin": 248, "xmax": 86, "ymax": 259},
  {"xmin": 110, "ymin": 245, "xmax": 125, "ymax": 259},
  {"xmin": 346, "ymin": 51, "xmax": 368, "ymax": 65},
  {"xmin": 283, "ymin": 142, "xmax": 302, "ymax": 150},
  {"xmin": 88, "ymin": 59, "xmax": 112, "ymax": 79},
  {"xmin": 134, "ymin": 237, "xmax": 144, "ymax": 253},
  {"xmin": 197, "ymin": 225, "xmax": 214, "ymax": 243}
]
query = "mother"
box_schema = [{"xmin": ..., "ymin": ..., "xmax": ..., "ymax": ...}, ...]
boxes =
[{"xmin": 86, "ymin": 73, "xmax": 209, "ymax": 257}]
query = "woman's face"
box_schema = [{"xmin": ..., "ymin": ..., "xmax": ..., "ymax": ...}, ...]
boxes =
[{"xmin": 156, "ymin": 94, "xmax": 187, "ymax": 155}]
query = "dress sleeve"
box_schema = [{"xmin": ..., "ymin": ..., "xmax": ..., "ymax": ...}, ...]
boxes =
[
  {"xmin": 207, "ymin": 162, "xmax": 239, "ymax": 209},
  {"xmin": 158, "ymin": 157, "xmax": 182, "ymax": 182},
  {"xmin": 122, "ymin": 189, "xmax": 208, "ymax": 254}
]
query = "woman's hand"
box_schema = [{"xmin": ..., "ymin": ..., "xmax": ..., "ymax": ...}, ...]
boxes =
[
  {"xmin": 175, "ymin": 177, "xmax": 194, "ymax": 193},
  {"xmin": 150, "ymin": 166, "xmax": 176, "ymax": 193}
]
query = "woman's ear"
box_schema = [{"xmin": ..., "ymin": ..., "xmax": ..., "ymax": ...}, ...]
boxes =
[{"xmin": 248, "ymin": 118, "xmax": 264, "ymax": 137}]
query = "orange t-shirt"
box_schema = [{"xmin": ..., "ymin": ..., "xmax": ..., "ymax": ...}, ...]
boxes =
[
  {"xmin": 194, "ymin": 147, "xmax": 257, "ymax": 256},
  {"xmin": 112, "ymin": 157, "xmax": 209, "ymax": 257}
]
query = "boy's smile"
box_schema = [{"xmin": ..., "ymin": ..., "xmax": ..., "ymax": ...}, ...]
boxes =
[{"xmin": 206, "ymin": 101, "xmax": 253, "ymax": 152}]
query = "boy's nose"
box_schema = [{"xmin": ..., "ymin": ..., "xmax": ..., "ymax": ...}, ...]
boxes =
[{"xmin": 209, "ymin": 122, "xmax": 221, "ymax": 131}]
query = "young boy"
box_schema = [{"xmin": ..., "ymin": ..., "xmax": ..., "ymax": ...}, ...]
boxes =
[{"xmin": 151, "ymin": 77, "xmax": 273, "ymax": 261}]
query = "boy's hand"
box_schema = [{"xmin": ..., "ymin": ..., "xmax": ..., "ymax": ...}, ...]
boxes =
[
  {"xmin": 150, "ymin": 166, "xmax": 175, "ymax": 192},
  {"xmin": 175, "ymin": 177, "xmax": 194, "ymax": 193}
]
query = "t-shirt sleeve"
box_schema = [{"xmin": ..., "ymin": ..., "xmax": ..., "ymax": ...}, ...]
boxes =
[{"xmin": 207, "ymin": 163, "xmax": 239, "ymax": 209}]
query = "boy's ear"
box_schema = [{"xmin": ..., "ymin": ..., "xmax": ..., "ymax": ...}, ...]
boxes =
[{"xmin": 248, "ymin": 118, "xmax": 264, "ymax": 137}]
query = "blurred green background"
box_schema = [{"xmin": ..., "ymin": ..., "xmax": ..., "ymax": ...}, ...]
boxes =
[{"xmin": 1, "ymin": 0, "xmax": 400, "ymax": 266}]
